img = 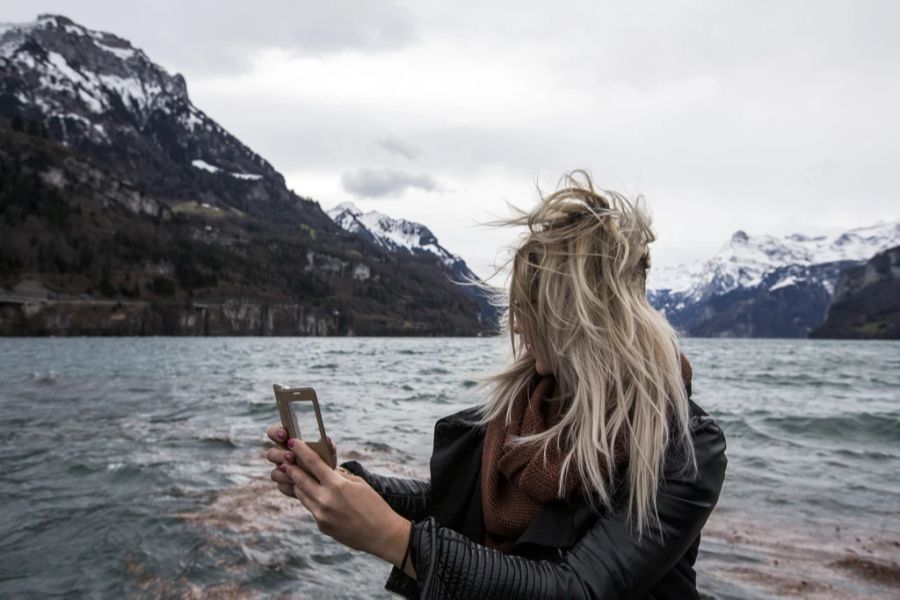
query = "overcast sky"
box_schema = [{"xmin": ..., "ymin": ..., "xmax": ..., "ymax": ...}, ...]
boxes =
[{"xmin": 4, "ymin": 1, "xmax": 899, "ymax": 280}]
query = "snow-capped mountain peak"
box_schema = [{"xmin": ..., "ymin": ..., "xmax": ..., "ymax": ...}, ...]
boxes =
[
  {"xmin": 2, "ymin": 15, "xmax": 185, "ymax": 123},
  {"xmin": 648, "ymin": 220, "xmax": 900, "ymax": 298},
  {"xmin": 327, "ymin": 201, "xmax": 463, "ymax": 269},
  {"xmin": 0, "ymin": 14, "xmax": 276, "ymax": 185},
  {"xmin": 646, "ymin": 219, "xmax": 900, "ymax": 337},
  {"xmin": 326, "ymin": 201, "xmax": 500, "ymax": 326}
]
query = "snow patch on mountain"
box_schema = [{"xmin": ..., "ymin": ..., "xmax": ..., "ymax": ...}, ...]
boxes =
[
  {"xmin": 191, "ymin": 159, "xmax": 220, "ymax": 173},
  {"xmin": 94, "ymin": 42, "xmax": 135, "ymax": 60},
  {"xmin": 192, "ymin": 159, "xmax": 262, "ymax": 181},
  {"xmin": 230, "ymin": 172, "xmax": 262, "ymax": 181}
]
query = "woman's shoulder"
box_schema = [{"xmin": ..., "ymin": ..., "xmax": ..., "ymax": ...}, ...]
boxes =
[
  {"xmin": 686, "ymin": 398, "xmax": 727, "ymax": 450},
  {"xmin": 435, "ymin": 404, "xmax": 485, "ymax": 432},
  {"xmin": 671, "ymin": 398, "xmax": 727, "ymax": 500}
]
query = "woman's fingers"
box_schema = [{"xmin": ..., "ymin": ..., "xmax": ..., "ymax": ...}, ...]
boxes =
[
  {"xmin": 267, "ymin": 433, "xmax": 343, "ymax": 515},
  {"xmin": 292, "ymin": 484, "xmax": 316, "ymax": 515},
  {"xmin": 266, "ymin": 424, "xmax": 289, "ymax": 446},
  {"xmin": 266, "ymin": 447, "xmax": 295, "ymax": 465},
  {"xmin": 287, "ymin": 439, "xmax": 338, "ymax": 485},
  {"xmin": 327, "ymin": 436, "xmax": 338, "ymax": 468},
  {"xmin": 271, "ymin": 468, "xmax": 295, "ymax": 497},
  {"xmin": 282, "ymin": 461, "xmax": 325, "ymax": 506},
  {"xmin": 271, "ymin": 467, "xmax": 292, "ymax": 485},
  {"xmin": 283, "ymin": 463, "xmax": 325, "ymax": 520}
]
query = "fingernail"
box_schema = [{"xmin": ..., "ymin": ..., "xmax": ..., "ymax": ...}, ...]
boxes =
[
  {"xmin": 286, "ymin": 439, "xmax": 295, "ymax": 448},
  {"xmin": 276, "ymin": 429, "xmax": 286, "ymax": 440},
  {"xmin": 278, "ymin": 463, "xmax": 286, "ymax": 472},
  {"xmin": 283, "ymin": 453, "xmax": 292, "ymax": 462}
]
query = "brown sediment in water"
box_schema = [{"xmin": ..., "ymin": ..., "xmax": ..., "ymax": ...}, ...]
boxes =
[
  {"xmin": 830, "ymin": 557, "xmax": 900, "ymax": 587},
  {"xmin": 701, "ymin": 511, "xmax": 900, "ymax": 599},
  {"xmin": 178, "ymin": 478, "xmax": 309, "ymax": 534},
  {"xmin": 125, "ymin": 554, "xmax": 262, "ymax": 599},
  {"xmin": 180, "ymin": 444, "xmax": 427, "ymax": 534},
  {"xmin": 159, "ymin": 449, "xmax": 429, "ymax": 595}
]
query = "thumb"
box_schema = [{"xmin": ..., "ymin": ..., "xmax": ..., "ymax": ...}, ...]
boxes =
[{"xmin": 326, "ymin": 436, "xmax": 338, "ymax": 468}]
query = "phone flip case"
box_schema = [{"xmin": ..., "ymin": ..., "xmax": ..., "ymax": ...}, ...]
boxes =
[{"xmin": 272, "ymin": 384, "xmax": 333, "ymax": 468}]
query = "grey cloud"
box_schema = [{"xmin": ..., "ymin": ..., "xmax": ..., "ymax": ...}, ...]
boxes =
[
  {"xmin": 377, "ymin": 135, "xmax": 425, "ymax": 160},
  {"xmin": 341, "ymin": 168, "xmax": 440, "ymax": 198}
]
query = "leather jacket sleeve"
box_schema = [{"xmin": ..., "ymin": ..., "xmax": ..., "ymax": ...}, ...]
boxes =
[
  {"xmin": 383, "ymin": 411, "xmax": 727, "ymax": 599},
  {"xmin": 339, "ymin": 459, "xmax": 432, "ymax": 522}
]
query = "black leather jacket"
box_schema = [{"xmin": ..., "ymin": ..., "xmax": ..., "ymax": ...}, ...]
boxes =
[{"xmin": 341, "ymin": 398, "xmax": 726, "ymax": 599}]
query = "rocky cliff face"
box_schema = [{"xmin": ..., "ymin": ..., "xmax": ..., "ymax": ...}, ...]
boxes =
[
  {"xmin": 0, "ymin": 15, "xmax": 495, "ymax": 336},
  {"xmin": 810, "ymin": 245, "xmax": 900, "ymax": 339},
  {"xmin": 0, "ymin": 296, "xmax": 341, "ymax": 336},
  {"xmin": 647, "ymin": 222, "xmax": 900, "ymax": 337}
]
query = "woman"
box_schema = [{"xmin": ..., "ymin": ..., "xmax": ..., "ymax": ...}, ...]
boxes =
[{"xmin": 265, "ymin": 171, "xmax": 727, "ymax": 599}]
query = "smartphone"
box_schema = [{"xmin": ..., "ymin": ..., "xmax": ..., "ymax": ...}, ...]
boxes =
[{"xmin": 272, "ymin": 384, "xmax": 333, "ymax": 468}]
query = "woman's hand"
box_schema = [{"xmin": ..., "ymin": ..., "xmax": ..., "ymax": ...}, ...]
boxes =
[
  {"xmin": 263, "ymin": 426, "xmax": 414, "ymax": 575},
  {"xmin": 265, "ymin": 424, "xmax": 338, "ymax": 498}
]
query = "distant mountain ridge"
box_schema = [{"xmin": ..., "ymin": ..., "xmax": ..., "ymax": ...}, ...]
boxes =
[
  {"xmin": 0, "ymin": 14, "xmax": 497, "ymax": 336},
  {"xmin": 327, "ymin": 202, "xmax": 499, "ymax": 325},
  {"xmin": 648, "ymin": 221, "xmax": 900, "ymax": 297},
  {"xmin": 647, "ymin": 221, "xmax": 900, "ymax": 337}
]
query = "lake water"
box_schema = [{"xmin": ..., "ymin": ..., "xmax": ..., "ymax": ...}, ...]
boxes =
[{"xmin": 0, "ymin": 337, "xmax": 898, "ymax": 599}]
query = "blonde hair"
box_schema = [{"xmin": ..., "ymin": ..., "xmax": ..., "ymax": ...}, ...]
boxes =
[{"xmin": 473, "ymin": 170, "xmax": 695, "ymax": 536}]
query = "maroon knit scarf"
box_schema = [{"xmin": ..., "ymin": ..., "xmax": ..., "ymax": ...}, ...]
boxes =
[{"xmin": 481, "ymin": 354, "xmax": 693, "ymax": 552}]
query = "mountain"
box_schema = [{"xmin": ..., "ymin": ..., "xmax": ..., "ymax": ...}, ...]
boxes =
[
  {"xmin": 0, "ymin": 14, "xmax": 494, "ymax": 336},
  {"xmin": 326, "ymin": 202, "xmax": 498, "ymax": 325},
  {"xmin": 0, "ymin": 14, "xmax": 322, "ymax": 226},
  {"xmin": 647, "ymin": 221, "xmax": 900, "ymax": 337},
  {"xmin": 810, "ymin": 245, "xmax": 900, "ymax": 339}
]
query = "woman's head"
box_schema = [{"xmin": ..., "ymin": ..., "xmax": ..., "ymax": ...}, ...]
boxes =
[
  {"xmin": 506, "ymin": 171, "xmax": 653, "ymax": 377},
  {"xmin": 476, "ymin": 170, "xmax": 695, "ymax": 536}
]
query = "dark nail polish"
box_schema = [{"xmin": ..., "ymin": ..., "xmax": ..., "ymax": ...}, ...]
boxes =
[
  {"xmin": 287, "ymin": 439, "xmax": 295, "ymax": 448},
  {"xmin": 278, "ymin": 463, "xmax": 286, "ymax": 472},
  {"xmin": 283, "ymin": 453, "xmax": 292, "ymax": 462}
]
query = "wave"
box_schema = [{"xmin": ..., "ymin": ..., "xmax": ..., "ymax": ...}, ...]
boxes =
[
  {"xmin": 417, "ymin": 367, "xmax": 451, "ymax": 375},
  {"xmin": 28, "ymin": 370, "xmax": 57, "ymax": 384},
  {"xmin": 762, "ymin": 413, "xmax": 900, "ymax": 444}
]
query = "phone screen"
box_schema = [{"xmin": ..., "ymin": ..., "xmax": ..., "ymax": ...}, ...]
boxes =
[{"xmin": 289, "ymin": 399, "xmax": 322, "ymax": 441}]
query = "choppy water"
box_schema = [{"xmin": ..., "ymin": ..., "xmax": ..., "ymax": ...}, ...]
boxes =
[{"xmin": 0, "ymin": 338, "xmax": 898, "ymax": 599}]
